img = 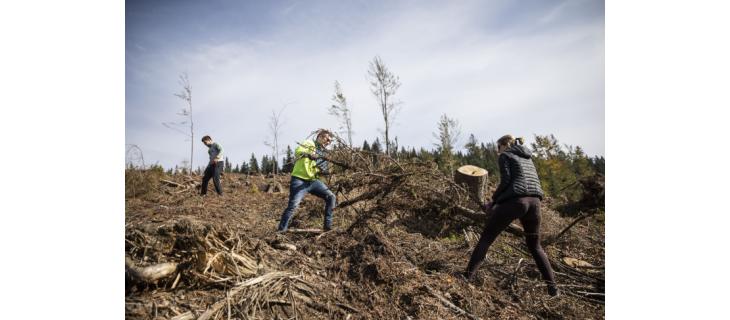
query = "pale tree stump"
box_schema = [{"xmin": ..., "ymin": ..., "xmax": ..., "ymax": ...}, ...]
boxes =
[
  {"xmin": 265, "ymin": 181, "xmax": 284, "ymax": 193},
  {"xmin": 454, "ymin": 165, "xmax": 489, "ymax": 205}
]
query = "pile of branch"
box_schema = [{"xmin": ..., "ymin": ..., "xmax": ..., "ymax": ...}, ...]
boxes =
[
  {"xmin": 320, "ymin": 137, "xmax": 507, "ymax": 234},
  {"xmin": 125, "ymin": 217, "xmax": 351, "ymax": 319},
  {"xmin": 160, "ymin": 177, "xmax": 201, "ymax": 194},
  {"xmin": 317, "ymin": 132, "xmax": 605, "ymax": 303}
]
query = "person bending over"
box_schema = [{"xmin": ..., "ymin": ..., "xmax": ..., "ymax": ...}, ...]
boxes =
[
  {"xmin": 201, "ymin": 135, "xmax": 224, "ymax": 196},
  {"xmin": 464, "ymin": 134, "xmax": 559, "ymax": 297},
  {"xmin": 277, "ymin": 130, "xmax": 336, "ymax": 232}
]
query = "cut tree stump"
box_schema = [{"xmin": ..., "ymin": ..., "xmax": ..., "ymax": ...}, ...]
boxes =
[
  {"xmin": 454, "ymin": 165, "xmax": 489, "ymax": 205},
  {"xmin": 265, "ymin": 181, "xmax": 284, "ymax": 193}
]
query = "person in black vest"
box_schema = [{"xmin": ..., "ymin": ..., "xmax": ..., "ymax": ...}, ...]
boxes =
[{"xmin": 464, "ymin": 134, "xmax": 559, "ymax": 297}]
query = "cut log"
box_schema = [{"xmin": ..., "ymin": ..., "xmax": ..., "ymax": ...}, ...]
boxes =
[
  {"xmin": 454, "ymin": 165, "xmax": 489, "ymax": 205},
  {"xmin": 125, "ymin": 257, "xmax": 178, "ymax": 282}
]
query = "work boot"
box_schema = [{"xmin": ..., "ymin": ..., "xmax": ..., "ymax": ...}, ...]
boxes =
[{"xmin": 547, "ymin": 282, "xmax": 560, "ymax": 297}]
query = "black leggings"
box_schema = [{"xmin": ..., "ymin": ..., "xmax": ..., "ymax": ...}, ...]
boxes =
[{"xmin": 465, "ymin": 197, "xmax": 555, "ymax": 284}]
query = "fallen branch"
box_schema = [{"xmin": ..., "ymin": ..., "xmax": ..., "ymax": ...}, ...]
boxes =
[
  {"xmin": 423, "ymin": 285, "xmax": 481, "ymax": 320},
  {"xmin": 453, "ymin": 205, "xmax": 524, "ymax": 236},
  {"xmin": 170, "ymin": 311, "xmax": 194, "ymax": 320},
  {"xmin": 544, "ymin": 211, "xmax": 594, "ymax": 246},
  {"xmin": 160, "ymin": 179, "xmax": 185, "ymax": 188}
]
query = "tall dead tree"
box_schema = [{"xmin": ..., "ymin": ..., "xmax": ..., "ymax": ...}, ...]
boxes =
[
  {"xmin": 264, "ymin": 107, "xmax": 286, "ymax": 175},
  {"xmin": 125, "ymin": 144, "xmax": 146, "ymax": 169},
  {"xmin": 163, "ymin": 73, "xmax": 194, "ymax": 174},
  {"xmin": 367, "ymin": 56, "xmax": 401, "ymax": 155},
  {"xmin": 329, "ymin": 81, "xmax": 354, "ymax": 148}
]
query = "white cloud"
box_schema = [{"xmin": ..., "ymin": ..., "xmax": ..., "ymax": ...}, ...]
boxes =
[{"xmin": 126, "ymin": 0, "xmax": 604, "ymax": 169}]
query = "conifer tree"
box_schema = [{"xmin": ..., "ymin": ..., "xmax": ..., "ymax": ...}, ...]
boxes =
[{"xmin": 249, "ymin": 153, "xmax": 260, "ymax": 174}]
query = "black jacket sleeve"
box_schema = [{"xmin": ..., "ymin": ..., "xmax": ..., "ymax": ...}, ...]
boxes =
[{"xmin": 492, "ymin": 154, "xmax": 512, "ymax": 202}]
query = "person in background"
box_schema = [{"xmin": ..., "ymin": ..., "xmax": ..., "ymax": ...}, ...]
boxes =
[
  {"xmin": 201, "ymin": 135, "xmax": 224, "ymax": 196},
  {"xmin": 277, "ymin": 130, "xmax": 336, "ymax": 232},
  {"xmin": 464, "ymin": 134, "xmax": 559, "ymax": 297}
]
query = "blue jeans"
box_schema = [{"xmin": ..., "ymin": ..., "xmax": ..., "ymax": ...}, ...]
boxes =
[
  {"xmin": 277, "ymin": 177, "xmax": 337, "ymax": 231},
  {"xmin": 201, "ymin": 161, "xmax": 224, "ymax": 195}
]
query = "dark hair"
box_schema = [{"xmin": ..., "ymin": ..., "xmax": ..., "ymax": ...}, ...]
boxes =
[
  {"xmin": 316, "ymin": 130, "xmax": 333, "ymax": 139},
  {"xmin": 201, "ymin": 135, "xmax": 212, "ymax": 142}
]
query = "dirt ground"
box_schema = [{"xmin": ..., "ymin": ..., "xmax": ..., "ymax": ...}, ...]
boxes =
[{"xmin": 125, "ymin": 172, "xmax": 605, "ymax": 319}]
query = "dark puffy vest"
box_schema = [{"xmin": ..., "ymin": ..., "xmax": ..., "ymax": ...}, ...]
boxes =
[{"xmin": 494, "ymin": 145, "xmax": 544, "ymax": 203}]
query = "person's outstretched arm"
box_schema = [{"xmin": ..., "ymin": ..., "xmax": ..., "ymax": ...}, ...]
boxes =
[{"xmin": 491, "ymin": 154, "xmax": 511, "ymax": 202}]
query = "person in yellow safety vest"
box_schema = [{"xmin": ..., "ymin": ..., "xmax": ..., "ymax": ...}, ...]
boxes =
[{"xmin": 277, "ymin": 130, "xmax": 336, "ymax": 231}]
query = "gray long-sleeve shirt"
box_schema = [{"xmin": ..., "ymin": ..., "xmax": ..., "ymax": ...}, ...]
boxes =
[{"xmin": 208, "ymin": 142, "xmax": 224, "ymax": 162}]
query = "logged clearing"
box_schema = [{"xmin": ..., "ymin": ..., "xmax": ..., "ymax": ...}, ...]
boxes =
[{"xmin": 125, "ymin": 154, "xmax": 604, "ymax": 319}]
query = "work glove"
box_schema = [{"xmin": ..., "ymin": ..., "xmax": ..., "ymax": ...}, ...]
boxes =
[{"xmin": 306, "ymin": 153, "xmax": 319, "ymax": 160}]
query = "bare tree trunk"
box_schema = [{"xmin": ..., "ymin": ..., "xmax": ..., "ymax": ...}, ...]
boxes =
[
  {"xmin": 384, "ymin": 89, "xmax": 389, "ymax": 155},
  {"xmin": 189, "ymin": 95, "xmax": 193, "ymax": 175},
  {"xmin": 266, "ymin": 107, "xmax": 286, "ymax": 176},
  {"xmin": 368, "ymin": 56, "xmax": 400, "ymax": 156},
  {"xmin": 166, "ymin": 72, "xmax": 194, "ymax": 175}
]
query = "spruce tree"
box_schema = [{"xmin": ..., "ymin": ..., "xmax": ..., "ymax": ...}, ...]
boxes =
[
  {"xmin": 371, "ymin": 138, "xmax": 382, "ymax": 153},
  {"xmin": 282, "ymin": 145, "xmax": 294, "ymax": 173},
  {"xmin": 249, "ymin": 153, "xmax": 260, "ymax": 174},
  {"xmin": 261, "ymin": 155, "xmax": 270, "ymax": 175},
  {"xmin": 362, "ymin": 140, "xmax": 371, "ymax": 152},
  {"xmin": 224, "ymin": 157, "xmax": 232, "ymax": 173}
]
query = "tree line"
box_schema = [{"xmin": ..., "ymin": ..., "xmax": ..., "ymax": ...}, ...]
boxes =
[{"xmin": 150, "ymin": 132, "xmax": 603, "ymax": 204}]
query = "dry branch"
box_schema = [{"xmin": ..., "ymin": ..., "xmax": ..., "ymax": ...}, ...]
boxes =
[
  {"xmin": 160, "ymin": 179, "xmax": 185, "ymax": 188},
  {"xmin": 423, "ymin": 285, "xmax": 481, "ymax": 320},
  {"xmin": 170, "ymin": 311, "xmax": 194, "ymax": 320},
  {"xmin": 285, "ymin": 228, "xmax": 324, "ymax": 234},
  {"xmin": 544, "ymin": 211, "xmax": 594, "ymax": 246}
]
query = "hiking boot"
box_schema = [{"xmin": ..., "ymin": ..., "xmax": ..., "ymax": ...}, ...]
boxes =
[
  {"xmin": 323, "ymin": 225, "xmax": 333, "ymax": 232},
  {"xmin": 547, "ymin": 283, "xmax": 560, "ymax": 297},
  {"xmin": 455, "ymin": 271, "xmax": 471, "ymax": 282}
]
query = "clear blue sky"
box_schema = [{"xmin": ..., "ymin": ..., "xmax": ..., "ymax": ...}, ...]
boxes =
[{"xmin": 126, "ymin": 0, "xmax": 604, "ymax": 169}]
